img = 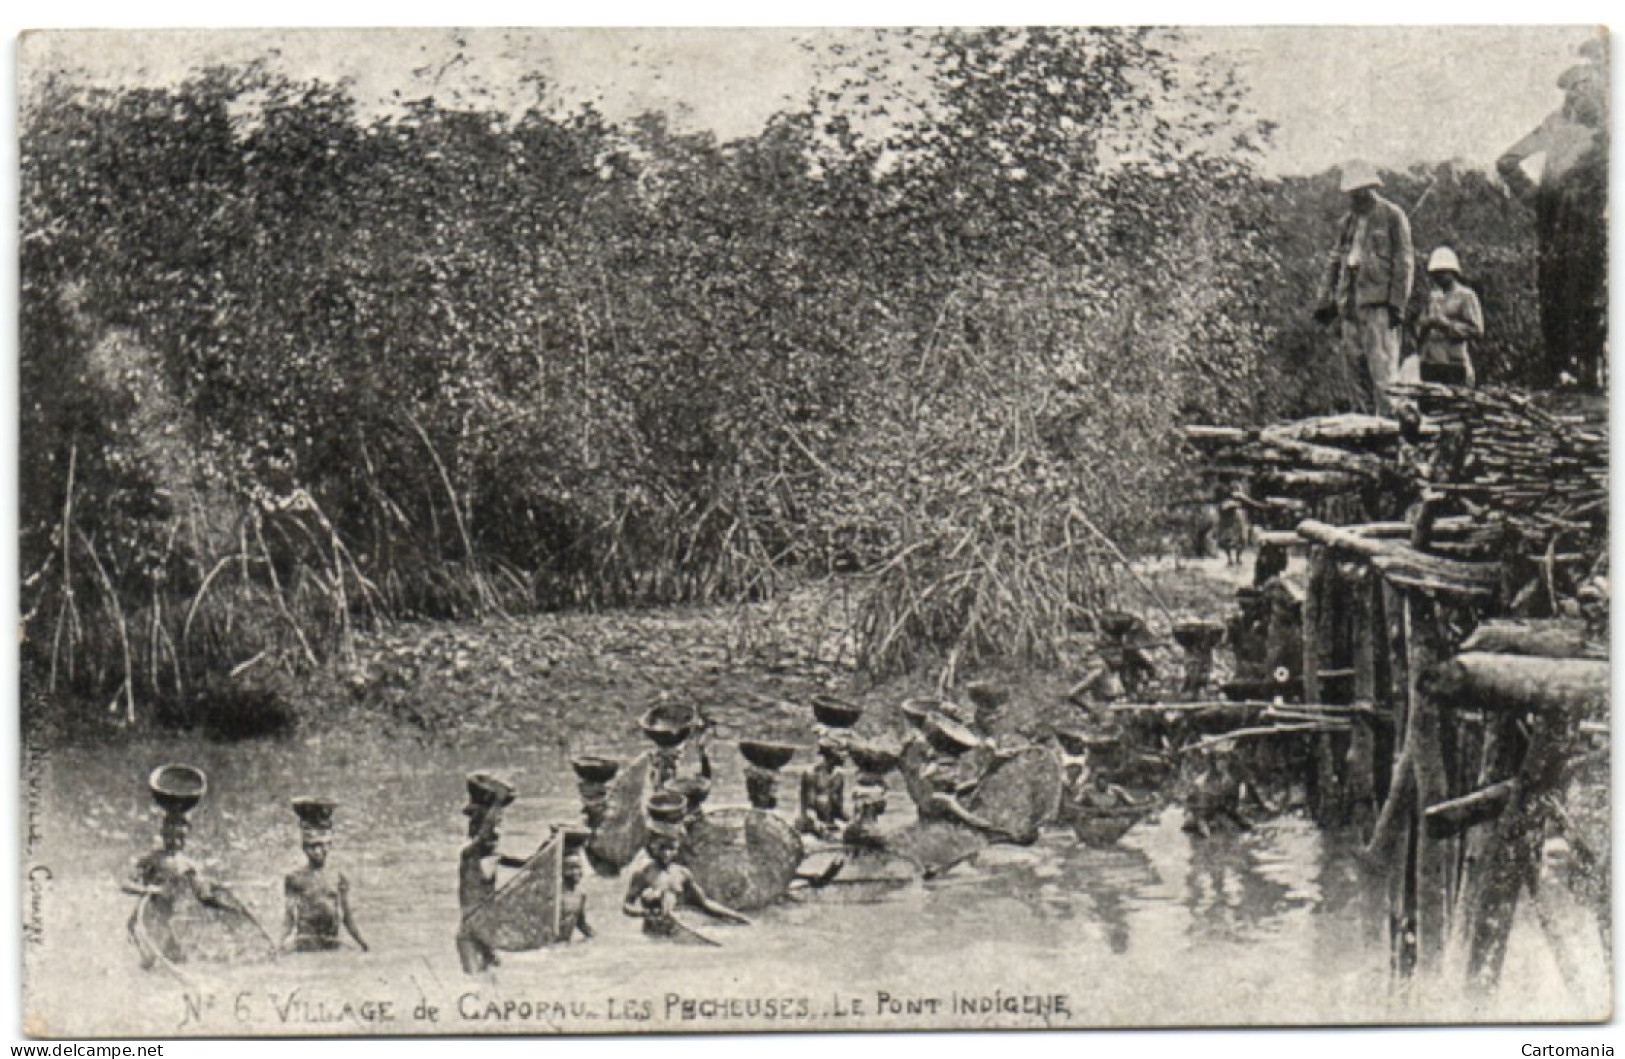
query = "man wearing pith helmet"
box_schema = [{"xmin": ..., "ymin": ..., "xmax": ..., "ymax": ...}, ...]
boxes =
[
  {"xmin": 1314, "ymin": 160, "xmax": 1415, "ymax": 416},
  {"xmin": 1415, "ymin": 246, "xmax": 1483, "ymax": 387}
]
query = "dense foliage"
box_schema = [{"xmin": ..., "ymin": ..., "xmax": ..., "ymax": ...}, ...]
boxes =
[{"xmin": 20, "ymin": 29, "xmax": 1543, "ymax": 717}]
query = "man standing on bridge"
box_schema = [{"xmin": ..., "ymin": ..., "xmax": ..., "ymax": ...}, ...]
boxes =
[
  {"xmin": 1496, "ymin": 39, "xmax": 1608, "ymax": 390},
  {"xmin": 1314, "ymin": 161, "xmax": 1415, "ymax": 416}
]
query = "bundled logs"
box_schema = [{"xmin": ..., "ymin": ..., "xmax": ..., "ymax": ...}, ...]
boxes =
[
  {"xmin": 1181, "ymin": 414, "xmax": 1418, "ymax": 530},
  {"xmin": 1184, "ymin": 414, "xmax": 1404, "ymax": 476},
  {"xmin": 1186, "ymin": 386, "xmax": 1608, "ymax": 613},
  {"xmin": 1388, "ymin": 384, "xmax": 1607, "ymax": 568}
]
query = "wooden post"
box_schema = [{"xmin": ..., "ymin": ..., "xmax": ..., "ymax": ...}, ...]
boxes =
[
  {"xmin": 1405, "ymin": 593, "xmax": 1453, "ymax": 976},
  {"xmin": 1366, "ymin": 577, "xmax": 1415, "ymax": 976},
  {"xmin": 1302, "ymin": 547, "xmax": 1324, "ymax": 704},
  {"xmin": 1347, "ymin": 567, "xmax": 1379, "ymax": 840},
  {"xmin": 1322, "ymin": 560, "xmax": 1352, "ymax": 824},
  {"xmin": 1465, "ymin": 693, "xmax": 1582, "ymax": 993},
  {"xmin": 1381, "ymin": 581, "xmax": 1410, "ymax": 735},
  {"xmin": 1463, "ymin": 741, "xmax": 1548, "ymax": 991},
  {"xmin": 1302, "ymin": 547, "xmax": 1341, "ymax": 822},
  {"xmin": 1393, "ymin": 816, "xmax": 1419, "ymax": 978}
]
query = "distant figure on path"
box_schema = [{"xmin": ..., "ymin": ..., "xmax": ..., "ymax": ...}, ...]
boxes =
[
  {"xmin": 1414, "ymin": 247, "xmax": 1484, "ymax": 387},
  {"xmin": 1314, "ymin": 161, "xmax": 1415, "ymax": 416},
  {"xmin": 281, "ymin": 798, "xmax": 369, "ymax": 953},
  {"xmin": 1215, "ymin": 494, "xmax": 1249, "ymax": 567},
  {"xmin": 1496, "ymin": 40, "xmax": 1608, "ymax": 390}
]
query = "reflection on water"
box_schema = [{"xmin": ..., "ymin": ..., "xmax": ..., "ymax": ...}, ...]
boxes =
[{"xmin": 23, "ymin": 734, "xmax": 1605, "ymax": 1035}]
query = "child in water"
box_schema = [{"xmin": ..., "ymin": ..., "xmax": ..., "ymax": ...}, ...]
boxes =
[
  {"xmin": 281, "ymin": 799, "xmax": 368, "ymax": 953},
  {"xmin": 798, "ymin": 737, "xmax": 848, "ymax": 839},
  {"xmin": 558, "ymin": 850, "xmax": 594, "ymax": 943},
  {"xmin": 621, "ymin": 824, "xmax": 749, "ymax": 936},
  {"xmin": 842, "ymin": 779, "xmax": 889, "ymax": 852}
]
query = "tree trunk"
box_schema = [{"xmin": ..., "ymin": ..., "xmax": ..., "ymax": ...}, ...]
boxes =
[
  {"xmin": 1347, "ymin": 568, "xmax": 1379, "ymax": 837},
  {"xmin": 1405, "ymin": 594, "xmax": 1454, "ymax": 975},
  {"xmin": 1460, "ymin": 619, "xmax": 1605, "ymax": 660},
  {"xmin": 1424, "ymin": 653, "xmax": 1609, "ymax": 715},
  {"xmin": 1297, "ymin": 519, "xmax": 1501, "ymax": 600}
]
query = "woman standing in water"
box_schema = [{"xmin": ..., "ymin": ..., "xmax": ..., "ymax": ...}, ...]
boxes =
[
  {"xmin": 281, "ymin": 798, "xmax": 369, "ymax": 953},
  {"xmin": 621, "ymin": 822, "xmax": 749, "ymax": 937}
]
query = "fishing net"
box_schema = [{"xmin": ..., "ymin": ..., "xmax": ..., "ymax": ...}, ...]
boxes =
[
  {"xmin": 966, "ymin": 746, "xmax": 1064, "ymax": 835},
  {"xmin": 462, "ymin": 835, "xmax": 563, "ymax": 951},
  {"xmin": 587, "ymin": 751, "xmax": 651, "ymax": 876},
  {"xmin": 884, "ymin": 821, "xmax": 987, "ymax": 877},
  {"xmin": 146, "ymin": 890, "xmax": 276, "ymax": 966},
  {"xmin": 683, "ymin": 809, "xmax": 803, "ymax": 911}
]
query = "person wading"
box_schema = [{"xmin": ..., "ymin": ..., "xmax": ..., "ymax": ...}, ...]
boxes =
[
  {"xmin": 917, "ymin": 714, "xmax": 1037, "ymax": 844},
  {"xmin": 455, "ymin": 773, "xmax": 525, "ymax": 973},
  {"xmin": 798, "ymin": 736, "xmax": 849, "ymax": 839},
  {"xmin": 281, "ymin": 798, "xmax": 369, "ymax": 954},
  {"xmin": 1314, "ymin": 161, "xmax": 1415, "ymax": 416},
  {"xmin": 621, "ymin": 822, "xmax": 750, "ymax": 936},
  {"xmin": 124, "ymin": 816, "xmax": 227, "ymax": 967},
  {"xmin": 557, "ymin": 830, "xmax": 596, "ymax": 944}
]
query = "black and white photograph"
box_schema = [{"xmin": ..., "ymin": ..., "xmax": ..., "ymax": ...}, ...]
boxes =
[{"xmin": 14, "ymin": 22, "xmax": 1613, "ymax": 1038}]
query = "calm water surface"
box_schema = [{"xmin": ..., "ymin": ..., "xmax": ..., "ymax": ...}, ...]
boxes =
[{"xmin": 24, "ymin": 733, "xmax": 1604, "ymax": 1035}]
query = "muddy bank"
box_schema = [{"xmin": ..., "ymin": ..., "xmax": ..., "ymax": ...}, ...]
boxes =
[{"xmin": 32, "ymin": 559, "xmax": 1248, "ymax": 756}]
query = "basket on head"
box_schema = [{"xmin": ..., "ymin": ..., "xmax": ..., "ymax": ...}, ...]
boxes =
[
  {"xmin": 291, "ymin": 796, "xmax": 336, "ymax": 838},
  {"xmin": 965, "ymin": 681, "xmax": 1009, "ymax": 712},
  {"xmin": 640, "ymin": 703, "xmax": 696, "ymax": 748},
  {"xmin": 557, "ymin": 824, "xmax": 594, "ymax": 853},
  {"xmin": 570, "ymin": 755, "xmax": 621, "ymax": 785},
  {"xmin": 645, "ymin": 791, "xmax": 689, "ymax": 825},
  {"xmin": 668, "ymin": 775, "xmax": 712, "ymax": 805},
  {"xmin": 738, "ymin": 739, "xmax": 797, "ymax": 771},
  {"xmin": 149, "ymin": 764, "xmax": 207, "ymax": 816},
  {"xmin": 1172, "ymin": 619, "xmax": 1226, "ymax": 652},
  {"xmin": 464, "ymin": 771, "xmax": 517, "ymax": 813},
  {"xmin": 1100, "ymin": 611, "xmax": 1147, "ymax": 641},
  {"xmin": 847, "ymin": 742, "xmax": 901, "ymax": 775},
  {"xmin": 898, "ymin": 698, "xmax": 937, "ymax": 728},
  {"xmin": 811, "ymin": 695, "xmax": 863, "ymax": 729},
  {"xmin": 923, "ymin": 714, "xmax": 981, "ymax": 756},
  {"xmin": 645, "ymin": 819, "xmax": 685, "ymax": 842}
]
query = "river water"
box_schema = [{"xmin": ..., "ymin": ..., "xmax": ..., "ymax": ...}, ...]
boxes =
[{"xmin": 22, "ymin": 732, "xmax": 1608, "ymax": 1036}]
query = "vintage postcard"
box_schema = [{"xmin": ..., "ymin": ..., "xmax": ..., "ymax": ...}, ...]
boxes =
[{"xmin": 17, "ymin": 25, "xmax": 1611, "ymax": 1037}]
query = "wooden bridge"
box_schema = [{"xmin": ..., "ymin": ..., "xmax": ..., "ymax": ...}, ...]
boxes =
[{"xmin": 1178, "ymin": 387, "xmax": 1608, "ymax": 993}]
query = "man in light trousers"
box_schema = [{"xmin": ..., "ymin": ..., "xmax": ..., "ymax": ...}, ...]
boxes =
[{"xmin": 1314, "ymin": 161, "xmax": 1415, "ymax": 415}]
